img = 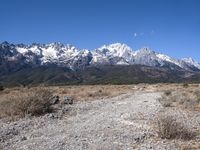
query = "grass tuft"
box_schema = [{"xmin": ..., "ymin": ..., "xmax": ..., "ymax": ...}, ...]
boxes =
[
  {"xmin": 0, "ymin": 87, "xmax": 53, "ymax": 120},
  {"xmin": 157, "ymin": 113, "xmax": 196, "ymax": 140}
]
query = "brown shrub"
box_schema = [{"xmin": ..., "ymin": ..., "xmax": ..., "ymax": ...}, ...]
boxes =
[
  {"xmin": 86, "ymin": 89, "xmax": 109, "ymax": 98},
  {"xmin": 0, "ymin": 87, "xmax": 53, "ymax": 120},
  {"xmin": 157, "ymin": 114, "xmax": 196, "ymax": 140},
  {"xmin": 181, "ymin": 144, "xmax": 200, "ymax": 150},
  {"xmin": 158, "ymin": 94, "xmax": 174, "ymax": 107},
  {"xmin": 162, "ymin": 101, "xmax": 172, "ymax": 107},
  {"xmin": 159, "ymin": 89, "xmax": 200, "ymax": 110},
  {"xmin": 164, "ymin": 90, "xmax": 172, "ymax": 96},
  {"xmin": 194, "ymin": 90, "xmax": 200, "ymax": 100},
  {"xmin": 61, "ymin": 89, "xmax": 68, "ymax": 94},
  {"xmin": 183, "ymin": 83, "xmax": 189, "ymax": 88}
]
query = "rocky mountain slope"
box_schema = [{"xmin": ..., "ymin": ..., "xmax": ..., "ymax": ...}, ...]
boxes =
[
  {"xmin": 1, "ymin": 41, "xmax": 200, "ymax": 86},
  {"xmin": 1, "ymin": 41, "xmax": 200, "ymax": 71}
]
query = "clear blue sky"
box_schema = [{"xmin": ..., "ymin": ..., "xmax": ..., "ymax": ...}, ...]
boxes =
[{"xmin": 0, "ymin": 0, "xmax": 200, "ymax": 61}]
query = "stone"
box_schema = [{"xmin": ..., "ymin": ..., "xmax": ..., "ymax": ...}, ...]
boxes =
[
  {"xmin": 63, "ymin": 96, "xmax": 73, "ymax": 105},
  {"xmin": 50, "ymin": 95, "xmax": 59, "ymax": 105},
  {"xmin": 20, "ymin": 136, "xmax": 27, "ymax": 141}
]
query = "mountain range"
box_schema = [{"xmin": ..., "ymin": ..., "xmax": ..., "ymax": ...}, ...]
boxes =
[{"xmin": 1, "ymin": 41, "xmax": 200, "ymax": 86}]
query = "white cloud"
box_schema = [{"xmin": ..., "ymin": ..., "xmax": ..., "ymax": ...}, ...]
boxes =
[
  {"xmin": 133, "ymin": 32, "xmax": 143, "ymax": 38},
  {"xmin": 133, "ymin": 30, "xmax": 155, "ymax": 38}
]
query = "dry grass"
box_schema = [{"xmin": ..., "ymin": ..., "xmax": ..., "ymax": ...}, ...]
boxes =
[
  {"xmin": 183, "ymin": 83, "xmax": 189, "ymax": 88},
  {"xmin": 1, "ymin": 83, "xmax": 200, "ymax": 103},
  {"xmin": 155, "ymin": 83, "xmax": 200, "ymax": 145},
  {"xmin": 158, "ymin": 84, "xmax": 200, "ymax": 111},
  {"xmin": 157, "ymin": 113, "xmax": 196, "ymax": 140},
  {"xmin": 0, "ymin": 85, "xmax": 134, "ymax": 120},
  {"xmin": 52, "ymin": 85, "xmax": 133, "ymax": 101},
  {"xmin": 0, "ymin": 87, "xmax": 53, "ymax": 120},
  {"xmin": 180, "ymin": 143, "xmax": 200, "ymax": 150},
  {"xmin": 164, "ymin": 90, "xmax": 172, "ymax": 96},
  {"xmin": 0, "ymin": 83, "xmax": 199, "ymax": 148},
  {"xmin": 1, "ymin": 83, "xmax": 199, "ymax": 120}
]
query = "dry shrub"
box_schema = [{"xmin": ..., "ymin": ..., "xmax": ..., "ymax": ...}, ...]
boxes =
[
  {"xmin": 61, "ymin": 88, "xmax": 68, "ymax": 94},
  {"xmin": 194, "ymin": 90, "xmax": 200, "ymax": 100},
  {"xmin": 181, "ymin": 143, "xmax": 200, "ymax": 150},
  {"xmin": 86, "ymin": 89, "xmax": 109, "ymax": 98},
  {"xmin": 164, "ymin": 90, "xmax": 172, "ymax": 96},
  {"xmin": 162, "ymin": 101, "xmax": 172, "ymax": 107},
  {"xmin": 183, "ymin": 83, "xmax": 189, "ymax": 88},
  {"xmin": 157, "ymin": 113, "xmax": 196, "ymax": 140},
  {"xmin": 158, "ymin": 94, "xmax": 174, "ymax": 107},
  {"xmin": 159, "ymin": 89, "xmax": 200, "ymax": 110},
  {"xmin": 0, "ymin": 87, "xmax": 53, "ymax": 120}
]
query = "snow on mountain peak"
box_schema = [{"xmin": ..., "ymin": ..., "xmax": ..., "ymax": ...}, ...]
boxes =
[
  {"xmin": 139, "ymin": 47, "xmax": 153, "ymax": 53},
  {"xmin": 98, "ymin": 43, "xmax": 134, "ymax": 61},
  {"xmin": 156, "ymin": 53, "xmax": 183, "ymax": 68},
  {"xmin": 100, "ymin": 43, "xmax": 132, "ymax": 52},
  {"xmin": 1, "ymin": 41, "xmax": 200, "ymax": 71},
  {"xmin": 182, "ymin": 57, "xmax": 200, "ymax": 69},
  {"xmin": 183, "ymin": 57, "xmax": 195, "ymax": 62}
]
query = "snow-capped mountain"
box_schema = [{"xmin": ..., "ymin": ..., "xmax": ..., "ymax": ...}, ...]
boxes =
[
  {"xmin": 0, "ymin": 41, "xmax": 200, "ymax": 72},
  {"xmin": 91, "ymin": 43, "xmax": 134, "ymax": 65},
  {"xmin": 182, "ymin": 57, "xmax": 200, "ymax": 70},
  {"xmin": 133, "ymin": 47, "xmax": 161, "ymax": 66}
]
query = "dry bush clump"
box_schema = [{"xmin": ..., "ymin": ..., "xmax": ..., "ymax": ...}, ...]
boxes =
[
  {"xmin": 159, "ymin": 91, "xmax": 174, "ymax": 107},
  {"xmin": 0, "ymin": 87, "xmax": 53, "ymax": 120},
  {"xmin": 159, "ymin": 89, "xmax": 200, "ymax": 110},
  {"xmin": 87, "ymin": 89, "xmax": 110, "ymax": 98},
  {"xmin": 180, "ymin": 143, "xmax": 200, "ymax": 150},
  {"xmin": 183, "ymin": 83, "xmax": 189, "ymax": 88},
  {"xmin": 157, "ymin": 113, "xmax": 196, "ymax": 140},
  {"xmin": 164, "ymin": 90, "xmax": 172, "ymax": 96}
]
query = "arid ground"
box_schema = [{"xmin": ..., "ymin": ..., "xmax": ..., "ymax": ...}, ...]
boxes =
[{"xmin": 0, "ymin": 84, "xmax": 200, "ymax": 150}]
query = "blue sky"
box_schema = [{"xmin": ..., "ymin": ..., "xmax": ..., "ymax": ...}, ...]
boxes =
[{"xmin": 0, "ymin": 0, "xmax": 200, "ymax": 61}]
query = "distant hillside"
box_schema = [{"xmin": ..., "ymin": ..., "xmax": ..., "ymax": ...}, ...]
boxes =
[
  {"xmin": 1, "ymin": 65, "xmax": 200, "ymax": 87},
  {"xmin": 1, "ymin": 41, "xmax": 200, "ymax": 87}
]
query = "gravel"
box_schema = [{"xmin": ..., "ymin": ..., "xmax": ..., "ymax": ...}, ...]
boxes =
[{"xmin": 0, "ymin": 91, "xmax": 199, "ymax": 150}]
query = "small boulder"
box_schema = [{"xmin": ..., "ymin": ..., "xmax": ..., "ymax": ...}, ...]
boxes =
[
  {"xmin": 50, "ymin": 95, "xmax": 59, "ymax": 105},
  {"xmin": 63, "ymin": 96, "xmax": 73, "ymax": 105},
  {"xmin": 20, "ymin": 136, "xmax": 27, "ymax": 141}
]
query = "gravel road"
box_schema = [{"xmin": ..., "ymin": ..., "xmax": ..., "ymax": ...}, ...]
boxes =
[{"xmin": 0, "ymin": 91, "xmax": 189, "ymax": 150}]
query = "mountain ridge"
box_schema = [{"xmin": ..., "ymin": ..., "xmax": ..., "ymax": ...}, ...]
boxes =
[
  {"xmin": 1, "ymin": 41, "xmax": 200, "ymax": 71},
  {"xmin": 1, "ymin": 41, "xmax": 200, "ymax": 86}
]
